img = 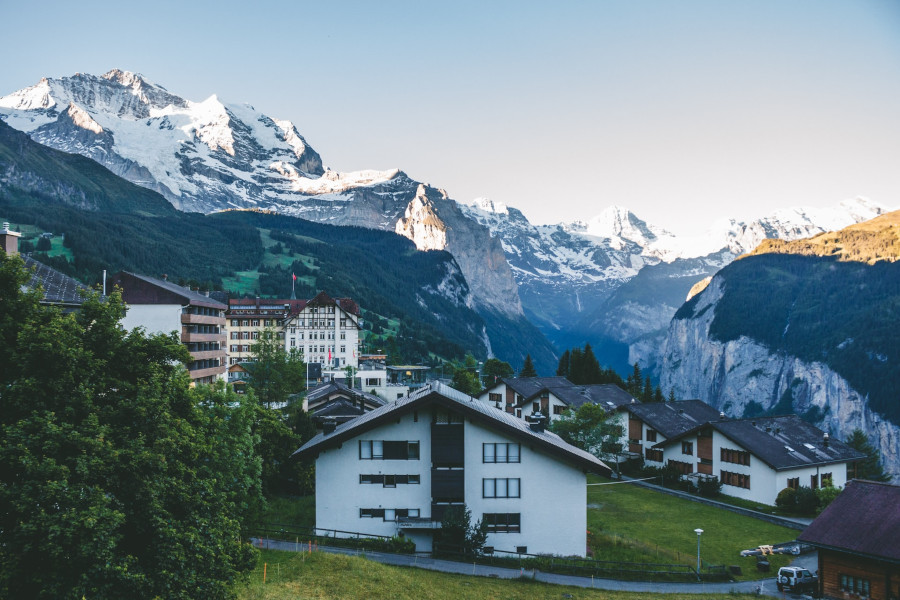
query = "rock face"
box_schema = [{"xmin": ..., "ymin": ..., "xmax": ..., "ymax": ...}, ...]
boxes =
[{"xmin": 662, "ymin": 276, "xmax": 900, "ymax": 481}]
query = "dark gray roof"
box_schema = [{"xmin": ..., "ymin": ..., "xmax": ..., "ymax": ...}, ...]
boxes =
[
  {"xmin": 798, "ymin": 480, "xmax": 900, "ymax": 563},
  {"xmin": 306, "ymin": 381, "xmax": 385, "ymax": 409},
  {"xmin": 659, "ymin": 415, "xmax": 865, "ymax": 471},
  {"xmin": 312, "ymin": 398, "xmax": 366, "ymax": 423},
  {"xmin": 294, "ymin": 382, "xmax": 610, "ymax": 475},
  {"xmin": 23, "ymin": 256, "xmax": 90, "ymax": 307},
  {"xmin": 625, "ymin": 400, "xmax": 721, "ymax": 439},
  {"xmin": 121, "ymin": 272, "xmax": 226, "ymax": 308},
  {"xmin": 583, "ymin": 384, "xmax": 639, "ymax": 411},
  {"xmin": 483, "ymin": 377, "xmax": 637, "ymax": 412}
]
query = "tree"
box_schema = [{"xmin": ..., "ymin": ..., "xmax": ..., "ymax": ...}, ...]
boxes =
[
  {"xmin": 245, "ymin": 327, "xmax": 306, "ymax": 407},
  {"xmin": 520, "ymin": 354, "xmax": 537, "ymax": 377},
  {"xmin": 0, "ymin": 252, "xmax": 259, "ymax": 599},
  {"xmin": 556, "ymin": 349, "xmax": 570, "ymax": 377},
  {"xmin": 482, "ymin": 357, "xmax": 513, "ymax": 386},
  {"xmin": 550, "ymin": 403, "xmax": 623, "ymax": 461},
  {"xmin": 845, "ymin": 429, "xmax": 890, "ymax": 482},
  {"xmin": 436, "ymin": 505, "xmax": 488, "ymax": 556},
  {"xmin": 450, "ymin": 368, "xmax": 482, "ymax": 397}
]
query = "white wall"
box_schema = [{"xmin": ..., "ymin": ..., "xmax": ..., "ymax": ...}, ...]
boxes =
[
  {"xmin": 314, "ymin": 404, "xmax": 589, "ymax": 556},
  {"xmin": 464, "ymin": 420, "xmax": 587, "ymax": 557},
  {"xmin": 121, "ymin": 304, "xmax": 181, "ymax": 336}
]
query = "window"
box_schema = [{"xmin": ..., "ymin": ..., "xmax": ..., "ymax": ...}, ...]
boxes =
[
  {"xmin": 251, "ymin": 332, "xmax": 259, "ymax": 340},
  {"xmin": 821, "ymin": 472, "xmax": 832, "ymax": 487},
  {"xmin": 645, "ymin": 448, "xmax": 663, "ymax": 462},
  {"xmin": 231, "ymin": 319, "xmax": 240, "ymax": 327},
  {"xmin": 483, "ymin": 513, "xmax": 520, "ymax": 533},
  {"xmin": 721, "ymin": 470, "xmax": 751, "ymax": 489},
  {"xmin": 553, "ymin": 405, "xmax": 564, "ymax": 415},
  {"xmin": 365, "ymin": 378, "xmax": 381, "ymax": 387},
  {"xmin": 242, "ymin": 320, "xmax": 249, "ymax": 326},
  {"xmin": 840, "ymin": 574, "xmax": 870, "ymax": 596},
  {"xmin": 340, "ymin": 345, "xmax": 346, "ymax": 353},
  {"xmin": 787, "ymin": 477, "xmax": 800, "ymax": 490},
  {"xmin": 483, "ymin": 478, "xmax": 521, "ymax": 498},
  {"xmin": 483, "ymin": 443, "xmax": 521, "ymax": 463},
  {"xmin": 646, "ymin": 429, "xmax": 657, "ymax": 442},
  {"xmin": 359, "ymin": 440, "xmax": 419, "ymax": 460},
  {"xmin": 340, "ymin": 332, "xmax": 346, "ymax": 340},
  {"xmin": 721, "ymin": 447, "xmax": 751, "ymax": 466},
  {"xmin": 489, "ymin": 393, "xmax": 502, "ymax": 407},
  {"xmin": 251, "ymin": 319, "xmax": 260, "ymax": 326},
  {"xmin": 532, "ymin": 402, "xmax": 539, "ymax": 413},
  {"xmin": 264, "ymin": 319, "xmax": 272, "ymax": 326},
  {"xmin": 669, "ymin": 460, "xmax": 693, "ymax": 475},
  {"xmin": 230, "ymin": 332, "xmax": 239, "ymax": 339},
  {"xmin": 360, "ymin": 474, "xmax": 421, "ymax": 486},
  {"xmin": 682, "ymin": 441, "xmax": 693, "ymax": 456},
  {"xmin": 811, "ymin": 474, "xmax": 819, "ymax": 489}
]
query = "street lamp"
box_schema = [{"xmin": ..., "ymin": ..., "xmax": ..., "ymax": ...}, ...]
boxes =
[{"xmin": 694, "ymin": 528, "xmax": 704, "ymax": 575}]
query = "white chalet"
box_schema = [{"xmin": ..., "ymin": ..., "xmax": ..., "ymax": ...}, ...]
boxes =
[
  {"xmin": 282, "ymin": 291, "xmax": 362, "ymax": 370},
  {"xmin": 476, "ymin": 377, "xmax": 638, "ymax": 423},
  {"xmin": 293, "ymin": 383, "xmax": 610, "ymax": 556},
  {"xmin": 654, "ymin": 415, "xmax": 865, "ymax": 505}
]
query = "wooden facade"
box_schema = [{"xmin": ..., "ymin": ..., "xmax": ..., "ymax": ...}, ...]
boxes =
[{"xmin": 817, "ymin": 548, "xmax": 900, "ymax": 600}]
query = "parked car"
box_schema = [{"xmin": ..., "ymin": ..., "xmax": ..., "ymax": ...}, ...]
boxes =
[{"xmin": 777, "ymin": 566, "xmax": 818, "ymax": 593}]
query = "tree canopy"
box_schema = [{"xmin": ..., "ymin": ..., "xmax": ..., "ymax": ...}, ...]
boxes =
[
  {"xmin": 0, "ymin": 252, "xmax": 260, "ymax": 599},
  {"xmin": 845, "ymin": 429, "xmax": 891, "ymax": 482},
  {"xmin": 549, "ymin": 403, "xmax": 623, "ymax": 461},
  {"xmin": 520, "ymin": 354, "xmax": 537, "ymax": 377}
]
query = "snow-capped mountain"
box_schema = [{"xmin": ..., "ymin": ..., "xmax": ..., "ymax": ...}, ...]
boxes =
[
  {"xmin": 461, "ymin": 195, "xmax": 891, "ymax": 375},
  {"xmin": 0, "ymin": 69, "xmax": 558, "ymax": 371}
]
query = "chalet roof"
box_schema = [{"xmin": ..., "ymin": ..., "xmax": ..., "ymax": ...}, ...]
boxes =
[
  {"xmin": 583, "ymin": 384, "xmax": 639, "ymax": 411},
  {"xmin": 798, "ymin": 480, "xmax": 900, "ymax": 563},
  {"xmin": 294, "ymin": 382, "xmax": 610, "ymax": 475},
  {"xmin": 312, "ymin": 398, "xmax": 367, "ymax": 422},
  {"xmin": 625, "ymin": 400, "xmax": 721, "ymax": 439},
  {"xmin": 306, "ymin": 380, "xmax": 385, "ymax": 409},
  {"xmin": 658, "ymin": 415, "xmax": 865, "ymax": 471},
  {"xmin": 116, "ymin": 272, "xmax": 226, "ymax": 309},
  {"xmin": 23, "ymin": 256, "xmax": 90, "ymax": 307}
]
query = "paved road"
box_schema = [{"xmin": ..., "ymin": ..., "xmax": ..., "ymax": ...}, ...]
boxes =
[{"xmin": 252, "ymin": 537, "xmax": 816, "ymax": 597}]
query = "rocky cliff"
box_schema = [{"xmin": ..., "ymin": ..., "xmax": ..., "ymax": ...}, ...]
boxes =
[{"xmin": 662, "ymin": 259, "xmax": 900, "ymax": 481}]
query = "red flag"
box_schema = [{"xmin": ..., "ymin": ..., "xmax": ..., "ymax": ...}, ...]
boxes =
[
  {"xmin": 328, "ymin": 348, "xmax": 332, "ymax": 361},
  {"xmin": 292, "ymin": 273, "xmax": 297, "ymax": 281}
]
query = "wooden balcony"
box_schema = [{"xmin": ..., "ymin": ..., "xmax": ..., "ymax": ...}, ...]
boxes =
[
  {"xmin": 189, "ymin": 365, "xmax": 227, "ymax": 381},
  {"xmin": 182, "ymin": 332, "xmax": 226, "ymax": 344},
  {"xmin": 190, "ymin": 349, "xmax": 226, "ymax": 361},
  {"xmin": 181, "ymin": 313, "xmax": 224, "ymax": 326}
]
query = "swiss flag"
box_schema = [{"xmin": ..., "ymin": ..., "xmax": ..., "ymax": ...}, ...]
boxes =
[{"xmin": 292, "ymin": 273, "xmax": 297, "ymax": 281}]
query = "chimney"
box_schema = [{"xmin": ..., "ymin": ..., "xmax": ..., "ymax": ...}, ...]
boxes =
[
  {"xmin": 719, "ymin": 411, "xmax": 726, "ymax": 419},
  {"xmin": 823, "ymin": 432, "xmax": 829, "ymax": 448},
  {"xmin": 1, "ymin": 222, "xmax": 21, "ymax": 256},
  {"xmin": 529, "ymin": 412, "xmax": 546, "ymax": 433},
  {"xmin": 322, "ymin": 419, "xmax": 337, "ymax": 435}
]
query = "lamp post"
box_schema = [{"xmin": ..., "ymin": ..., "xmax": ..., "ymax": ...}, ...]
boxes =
[{"xmin": 694, "ymin": 528, "xmax": 704, "ymax": 575}]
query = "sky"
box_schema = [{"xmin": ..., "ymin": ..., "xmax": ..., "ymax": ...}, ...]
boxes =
[{"xmin": 2, "ymin": 0, "xmax": 899, "ymax": 235}]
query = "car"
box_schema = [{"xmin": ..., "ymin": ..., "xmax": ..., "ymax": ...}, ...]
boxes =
[{"xmin": 777, "ymin": 566, "xmax": 818, "ymax": 594}]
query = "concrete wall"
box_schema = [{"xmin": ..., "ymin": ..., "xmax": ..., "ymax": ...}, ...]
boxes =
[{"xmin": 121, "ymin": 304, "xmax": 181, "ymax": 336}]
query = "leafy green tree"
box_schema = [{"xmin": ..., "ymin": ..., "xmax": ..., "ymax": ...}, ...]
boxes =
[
  {"xmin": 550, "ymin": 403, "xmax": 623, "ymax": 460},
  {"xmin": 0, "ymin": 253, "xmax": 259, "ymax": 599},
  {"xmin": 450, "ymin": 368, "xmax": 482, "ymax": 396},
  {"xmin": 520, "ymin": 354, "xmax": 538, "ymax": 377},
  {"xmin": 482, "ymin": 357, "xmax": 513, "ymax": 385},
  {"xmin": 246, "ymin": 327, "xmax": 306, "ymax": 407},
  {"xmin": 845, "ymin": 429, "xmax": 890, "ymax": 482},
  {"xmin": 436, "ymin": 505, "xmax": 488, "ymax": 556}
]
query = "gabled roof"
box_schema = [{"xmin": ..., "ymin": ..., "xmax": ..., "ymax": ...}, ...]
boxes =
[
  {"xmin": 23, "ymin": 256, "xmax": 90, "ymax": 307},
  {"xmin": 798, "ymin": 480, "xmax": 900, "ymax": 563},
  {"xmin": 294, "ymin": 382, "xmax": 610, "ymax": 475},
  {"xmin": 306, "ymin": 380, "xmax": 385, "ymax": 409},
  {"xmin": 312, "ymin": 398, "xmax": 367, "ymax": 422},
  {"xmin": 114, "ymin": 272, "xmax": 226, "ymax": 309},
  {"xmin": 583, "ymin": 384, "xmax": 639, "ymax": 411},
  {"xmin": 624, "ymin": 400, "xmax": 721, "ymax": 439},
  {"xmin": 656, "ymin": 415, "xmax": 865, "ymax": 471}
]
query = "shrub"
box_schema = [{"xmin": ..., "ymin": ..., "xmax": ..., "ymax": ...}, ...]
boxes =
[
  {"xmin": 794, "ymin": 486, "xmax": 819, "ymax": 515},
  {"xmin": 775, "ymin": 487, "xmax": 797, "ymax": 510},
  {"xmin": 815, "ymin": 485, "xmax": 842, "ymax": 514},
  {"xmin": 697, "ymin": 476, "xmax": 722, "ymax": 498}
]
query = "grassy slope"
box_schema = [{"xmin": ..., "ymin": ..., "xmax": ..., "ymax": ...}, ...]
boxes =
[
  {"xmin": 587, "ymin": 477, "xmax": 794, "ymax": 579},
  {"xmin": 237, "ymin": 550, "xmax": 763, "ymax": 600}
]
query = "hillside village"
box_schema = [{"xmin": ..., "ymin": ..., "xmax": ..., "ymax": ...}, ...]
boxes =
[{"xmin": 4, "ymin": 220, "xmax": 898, "ymax": 600}]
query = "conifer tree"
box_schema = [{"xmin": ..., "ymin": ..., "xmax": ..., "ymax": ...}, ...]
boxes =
[
  {"xmin": 520, "ymin": 354, "xmax": 538, "ymax": 377},
  {"xmin": 556, "ymin": 349, "xmax": 571, "ymax": 377},
  {"xmin": 845, "ymin": 429, "xmax": 890, "ymax": 482}
]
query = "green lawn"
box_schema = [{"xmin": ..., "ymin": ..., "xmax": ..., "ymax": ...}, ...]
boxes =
[
  {"xmin": 236, "ymin": 550, "xmax": 763, "ymax": 600},
  {"xmin": 253, "ymin": 495, "xmax": 316, "ymax": 530},
  {"xmin": 2, "ymin": 221, "xmax": 74, "ymax": 261},
  {"xmin": 224, "ymin": 269, "xmax": 261, "ymax": 296},
  {"xmin": 587, "ymin": 476, "xmax": 795, "ymax": 579}
]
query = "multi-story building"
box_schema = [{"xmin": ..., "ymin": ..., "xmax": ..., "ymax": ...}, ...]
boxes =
[
  {"xmin": 476, "ymin": 377, "xmax": 638, "ymax": 423},
  {"xmin": 111, "ymin": 272, "xmax": 227, "ymax": 385},
  {"xmin": 294, "ymin": 382, "xmax": 610, "ymax": 555},
  {"xmin": 225, "ymin": 298, "xmax": 305, "ymax": 365},
  {"xmin": 225, "ymin": 291, "xmax": 362, "ymax": 372},
  {"xmin": 283, "ymin": 291, "xmax": 361, "ymax": 370}
]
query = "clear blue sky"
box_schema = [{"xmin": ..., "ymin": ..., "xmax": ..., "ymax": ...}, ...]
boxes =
[{"xmin": 3, "ymin": 0, "xmax": 899, "ymax": 234}]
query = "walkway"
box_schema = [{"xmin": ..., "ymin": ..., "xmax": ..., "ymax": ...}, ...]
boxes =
[{"xmin": 252, "ymin": 537, "xmax": 811, "ymax": 597}]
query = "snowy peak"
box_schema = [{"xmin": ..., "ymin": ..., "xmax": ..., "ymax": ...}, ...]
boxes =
[
  {"xmin": 468, "ymin": 197, "xmax": 509, "ymax": 216},
  {"xmin": 582, "ymin": 205, "xmax": 670, "ymax": 250}
]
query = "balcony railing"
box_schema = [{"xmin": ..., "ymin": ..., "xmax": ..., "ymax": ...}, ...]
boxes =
[
  {"xmin": 182, "ymin": 332, "xmax": 226, "ymax": 343},
  {"xmin": 190, "ymin": 349, "xmax": 226, "ymax": 361},
  {"xmin": 188, "ymin": 365, "xmax": 226, "ymax": 380},
  {"xmin": 181, "ymin": 313, "xmax": 224, "ymax": 326}
]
